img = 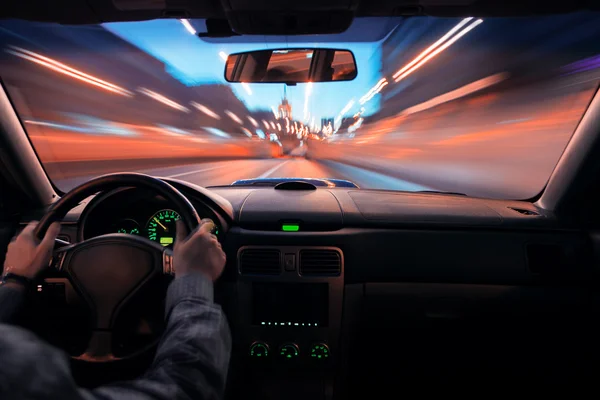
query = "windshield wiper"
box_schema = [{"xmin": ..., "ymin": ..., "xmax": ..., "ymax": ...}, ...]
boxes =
[{"xmin": 416, "ymin": 190, "xmax": 467, "ymax": 196}]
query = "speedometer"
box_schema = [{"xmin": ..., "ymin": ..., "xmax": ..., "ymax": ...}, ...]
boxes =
[{"xmin": 146, "ymin": 209, "xmax": 181, "ymax": 246}]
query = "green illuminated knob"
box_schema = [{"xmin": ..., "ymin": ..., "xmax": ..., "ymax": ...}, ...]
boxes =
[
  {"xmin": 249, "ymin": 341, "xmax": 269, "ymax": 358},
  {"xmin": 309, "ymin": 343, "xmax": 330, "ymax": 360},
  {"xmin": 279, "ymin": 343, "xmax": 300, "ymax": 360}
]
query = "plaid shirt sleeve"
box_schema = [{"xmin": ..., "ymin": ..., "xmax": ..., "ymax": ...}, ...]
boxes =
[{"xmin": 86, "ymin": 272, "xmax": 232, "ymax": 400}]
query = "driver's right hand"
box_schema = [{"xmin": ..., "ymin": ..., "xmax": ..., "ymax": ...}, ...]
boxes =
[{"xmin": 173, "ymin": 219, "xmax": 225, "ymax": 281}]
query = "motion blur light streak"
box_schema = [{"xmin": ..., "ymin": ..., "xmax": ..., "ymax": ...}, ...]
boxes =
[
  {"xmin": 393, "ymin": 17, "xmax": 473, "ymax": 80},
  {"xmin": 360, "ymin": 78, "xmax": 387, "ymax": 104},
  {"xmin": 6, "ymin": 46, "xmax": 133, "ymax": 97},
  {"xmin": 225, "ymin": 110, "xmax": 243, "ymax": 124},
  {"xmin": 348, "ymin": 117, "xmax": 364, "ymax": 133},
  {"xmin": 203, "ymin": 127, "xmax": 231, "ymax": 138},
  {"xmin": 241, "ymin": 127, "xmax": 253, "ymax": 137},
  {"xmin": 394, "ymin": 19, "xmax": 484, "ymax": 83},
  {"xmin": 190, "ymin": 102, "xmax": 221, "ymax": 119},
  {"xmin": 247, "ymin": 116, "xmax": 258, "ymax": 127},
  {"xmin": 241, "ymin": 82, "xmax": 253, "ymax": 95},
  {"xmin": 4, "ymin": 16, "xmax": 600, "ymax": 200},
  {"xmin": 335, "ymin": 99, "xmax": 356, "ymax": 126},
  {"xmin": 360, "ymin": 78, "xmax": 389, "ymax": 105},
  {"xmin": 304, "ymin": 82, "xmax": 313, "ymax": 120},
  {"xmin": 179, "ymin": 19, "xmax": 196, "ymax": 35},
  {"xmin": 138, "ymin": 88, "xmax": 190, "ymax": 112},
  {"xmin": 271, "ymin": 105, "xmax": 279, "ymax": 119},
  {"xmin": 399, "ymin": 73, "xmax": 508, "ymax": 116}
]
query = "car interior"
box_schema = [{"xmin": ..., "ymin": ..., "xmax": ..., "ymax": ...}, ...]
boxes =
[{"xmin": 2, "ymin": 0, "xmax": 600, "ymax": 398}]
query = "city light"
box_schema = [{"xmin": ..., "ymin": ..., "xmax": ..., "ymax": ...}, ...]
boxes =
[
  {"xmin": 138, "ymin": 88, "xmax": 189, "ymax": 112},
  {"xmin": 247, "ymin": 116, "xmax": 258, "ymax": 127},
  {"xmin": 277, "ymin": 123, "xmax": 282, "ymax": 131},
  {"xmin": 241, "ymin": 127, "xmax": 253, "ymax": 137},
  {"xmin": 6, "ymin": 46, "xmax": 133, "ymax": 97},
  {"xmin": 241, "ymin": 82, "xmax": 252, "ymax": 95},
  {"xmin": 270, "ymin": 121, "xmax": 277, "ymax": 130},
  {"xmin": 393, "ymin": 18, "xmax": 473, "ymax": 80},
  {"xmin": 190, "ymin": 102, "xmax": 221, "ymax": 119},
  {"xmin": 225, "ymin": 110, "xmax": 243, "ymax": 124},
  {"xmin": 262, "ymin": 120, "xmax": 270, "ymax": 130},
  {"xmin": 271, "ymin": 105, "xmax": 279, "ymax": 119},
  {"xmin": 179, "ymin": 19, "xmax": 196, "ymax": 35},
  {"xmin": 335, "ymin": 99, "xmax": 356, "ymax": 126},
  {"xmin": 304, "ymin": 82, "xmax": 312, "ymax": 121},
  {"xmin": 348, "ymin": 117, "xmax": 364, "ymax": 133},
  {"xmin": 394, "ymin": 18, "xmax": 484, "ymax": 83},
  {"xmin": 360, "ymin": 78, "xmax": 388, "ymax": 105}
]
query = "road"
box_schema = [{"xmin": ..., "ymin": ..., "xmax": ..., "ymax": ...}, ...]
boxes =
[{"xmin": 54, "ymin": 157, "xmax": 433, "ymax": 192}]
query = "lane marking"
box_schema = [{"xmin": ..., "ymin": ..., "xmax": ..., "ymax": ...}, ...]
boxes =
[
  {"xmin": 166, "ymin": 165, "xmax": 227, "ymax": 178},
  {"xmin": 257, "ymin": 160, "xmax": 291, "ymax": 178}
]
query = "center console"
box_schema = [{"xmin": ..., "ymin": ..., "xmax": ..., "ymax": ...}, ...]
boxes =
[{"xmin": 224, "ymin": 246, "xmax": 344, "ymax": 400}]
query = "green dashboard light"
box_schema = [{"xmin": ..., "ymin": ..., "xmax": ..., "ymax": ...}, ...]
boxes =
[
  {"xmin": 249, "ymin": 342, "xmax": 269, "ymax": 358},
  {"xmin": 160, "ymin": 237, "xmax": 174, "ymax": 245},
  {"xmin": 282, "ymin": 223, "xmax": 299, "ymax": 232}
]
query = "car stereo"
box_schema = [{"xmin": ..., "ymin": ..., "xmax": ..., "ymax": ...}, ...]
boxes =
[{"xmin": 252, "ymin": 282, "xmax": 329, "ymax": 327}]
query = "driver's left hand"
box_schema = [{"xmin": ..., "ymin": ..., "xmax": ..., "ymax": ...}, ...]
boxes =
[{"xmin": 3, "ymin": 221, "xmax": 60, "ymax": 279}]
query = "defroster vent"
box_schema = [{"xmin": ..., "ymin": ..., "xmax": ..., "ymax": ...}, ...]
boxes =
[
  {"xmin": 239, "ymin": 249, "xmax": 281, "ymax": 275},
  {"xmin": 299, "ymin": 249, "xmax": 342, "ymax": 276}
]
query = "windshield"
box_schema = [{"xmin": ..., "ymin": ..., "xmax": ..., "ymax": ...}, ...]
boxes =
[{"xmin": 1, "ymin": 15, "xmax": 599, "ymax": 198}]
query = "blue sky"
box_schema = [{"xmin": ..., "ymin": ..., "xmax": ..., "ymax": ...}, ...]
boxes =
[{"xmin": 104, "ymin": 19, "xmax": 382, "ymax": 121}]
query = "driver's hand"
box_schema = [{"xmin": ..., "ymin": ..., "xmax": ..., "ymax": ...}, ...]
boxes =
[
  {"xmin": 3, "ymin": 221, "xmax": 61, "ymax": 279},
  {"xmin": 174, "ymin": 219, "xmax": 225, "ymax": 281}
]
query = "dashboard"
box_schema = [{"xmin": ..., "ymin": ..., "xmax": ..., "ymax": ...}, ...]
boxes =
[
  {"xmin": 27, "ymin": 179, "xmax": 600, "ymax": 398},
  {"xmin": 80, "ymin": 186, "xmax": 224, "ymax": 246}
]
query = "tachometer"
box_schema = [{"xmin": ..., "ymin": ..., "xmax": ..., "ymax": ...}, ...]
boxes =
[
  {"xmin": 116, "ymin": 219, "xmax": 140, "ymax": 235},
  {"xmin": 146, "ymin": 209, "xmax": 181, "ymax": 246}
]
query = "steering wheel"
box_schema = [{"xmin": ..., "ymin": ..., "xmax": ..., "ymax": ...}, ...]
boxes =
[{"xmin": 33, "ymin": 173, "xmax": 201, "ymax": 362}]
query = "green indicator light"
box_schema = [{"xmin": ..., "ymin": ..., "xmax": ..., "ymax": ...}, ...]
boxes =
[
  {"xmin": 282, "ymin": 224, "xmax": 300, "ymax": 232},
  {"xmin": 287, "ymin": 354, "xmax": 292, "ymax": 358},
  {"xmin": 160, "ymin": 237, "xmax": 174, "ymax": 245},
  {"xmin": 261, "ymin": 322, "xmax": 265, "ymax": 325},
  {"xmin": 294, "ymin": 323, "xmax": 299, "ymax": 326}
]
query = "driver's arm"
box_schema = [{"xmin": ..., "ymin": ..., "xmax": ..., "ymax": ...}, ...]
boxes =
[
  {"xmin": 88, "ymin": 219, "xmax": 230, "ymax": 400},
  {"xmin": 1, "ymin": 222, "xmax": 60, "ymax": 322},
  {"xmin": 1, "ymin": 220, "xmax": 231, "ymax": 400},
  {"xmin": 90, "ymin": 272, "xmax": 231, "ymax": 400}
]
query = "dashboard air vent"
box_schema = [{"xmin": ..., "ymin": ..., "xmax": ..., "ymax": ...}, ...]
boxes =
[
  {"xmin": 299, "ymin": 249, "xmax": 342, "ymax": 276},
  {"xmin": 239, "ymin": 249, "xmax": 281, "ymax": 275},
  {"xmin": 508, "ymin": 207, "xmax": 540, "ymax": 216}
]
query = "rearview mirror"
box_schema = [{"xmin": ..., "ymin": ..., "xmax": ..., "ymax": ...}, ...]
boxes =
[{"xmin": 224, "ymin": 48, "xmax": 357, "ymax": 84}]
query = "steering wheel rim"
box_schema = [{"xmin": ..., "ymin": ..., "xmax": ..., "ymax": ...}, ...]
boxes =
[
  {"xmin": 35, "ymin": 173, "xmax": 201, "ymax": 362},
  {"xmin": 35, "ymin": 173, "xmax": 200, "ymax": 239}
]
